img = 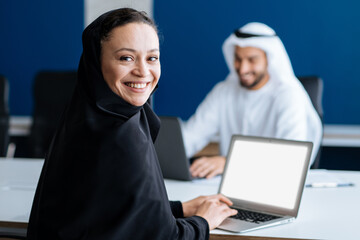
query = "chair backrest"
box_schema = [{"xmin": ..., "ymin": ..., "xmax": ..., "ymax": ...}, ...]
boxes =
[
  {"xmin": 28, "ymin": 71, "xmax": 77, "ymax": 158},
  {"xmin": 297, "ymin": 76, "xmax": 324, "ymax": 121},
  {"xmin": 0, "ymin": 75, "xmax": 10, "ymax": 157},
  {"xmin": 297, "ymin": 76, "xmax": 324, "ymax": 169}
]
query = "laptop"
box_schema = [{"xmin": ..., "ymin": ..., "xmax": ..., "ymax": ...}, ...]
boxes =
[
  {"xmin": 154, "ymin": 116, "xmax": 193, "ymax": 181},
  {"xmin": 218, "ymin": 135, "xmax": 313, "ymax": 233}
]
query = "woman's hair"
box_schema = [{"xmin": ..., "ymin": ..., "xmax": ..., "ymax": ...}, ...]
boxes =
[{"xmin": 100, "ymin": 8, "xmax": 158, "ymax": 42}]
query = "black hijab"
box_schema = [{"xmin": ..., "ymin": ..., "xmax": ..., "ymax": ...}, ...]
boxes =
[{"xmin": 27, "ymin": 8, "xmax": 208, "ymax": 240}]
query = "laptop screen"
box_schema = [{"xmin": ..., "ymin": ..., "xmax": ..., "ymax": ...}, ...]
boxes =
[{"xmin": 220, "ymin": 136, "xmax": 311, "ymax": 211}]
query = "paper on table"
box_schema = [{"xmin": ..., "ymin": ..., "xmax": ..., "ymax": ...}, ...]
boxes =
[{"xmin": 305, "ymin": 169, "xmax": 354, "ymax": 188}]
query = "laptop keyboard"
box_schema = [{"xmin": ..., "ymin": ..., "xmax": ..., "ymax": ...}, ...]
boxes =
[{"xmin": 230, "ymin": 209, "xmax": 280, "ymax": 224}]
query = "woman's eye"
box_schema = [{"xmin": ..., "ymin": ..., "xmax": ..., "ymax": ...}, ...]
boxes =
[
  {"xmin": 148, "ymin": 56, "xmax": 159, "ymax": 62},
  {"xmin": 119, "ymin": 56, "xmax": 133, "ymax": 62}
]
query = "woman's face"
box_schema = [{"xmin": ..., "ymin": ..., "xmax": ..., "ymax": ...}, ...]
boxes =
[{"xmin": 101, "ymin": 23, "xmax": 160, "ymax": 106}]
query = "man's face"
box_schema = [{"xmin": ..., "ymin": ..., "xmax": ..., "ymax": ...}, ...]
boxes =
[{"xmin": 234, "ymin": 46, "xmax": 269, "ymax": 90}]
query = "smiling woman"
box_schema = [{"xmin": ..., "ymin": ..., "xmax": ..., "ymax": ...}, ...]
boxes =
[{"xmin": 26, "ymin": 8, "xmax": 236, "ymax": 240}]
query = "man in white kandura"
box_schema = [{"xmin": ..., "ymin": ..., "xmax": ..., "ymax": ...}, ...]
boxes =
[{"xmin": 181, "ymin": 22, "xmax": 323, "ymax": 179}]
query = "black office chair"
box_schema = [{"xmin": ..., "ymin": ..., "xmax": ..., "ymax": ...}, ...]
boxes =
[
  {"xmin": 297, "ymin": 76, "xmax": 324, "ymax": 169},
  {"xmin": 297, "ymin": 76, "xmax": 324, "ymax": 121},
  {"xmin": 27, "ymin": 71, "xmax": 77, "ymax": 158},
  {"xmin": 0, "ymin": 75, "xmax": 10, "ymax": 157}
]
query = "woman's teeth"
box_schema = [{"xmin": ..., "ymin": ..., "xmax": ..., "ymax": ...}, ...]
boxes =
[{"xmin": 125, "ymin": 83, "xmax": 147, "ymax": 89}]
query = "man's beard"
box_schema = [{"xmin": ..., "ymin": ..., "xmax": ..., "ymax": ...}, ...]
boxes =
[{"xmin": 240, "ymin": 71, "xmax": 267, "ymax": 89}]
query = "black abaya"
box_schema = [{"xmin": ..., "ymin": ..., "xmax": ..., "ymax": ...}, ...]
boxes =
[{"xmin": 27, "ymin": 9, "xmax": 209, "ymax": 240}]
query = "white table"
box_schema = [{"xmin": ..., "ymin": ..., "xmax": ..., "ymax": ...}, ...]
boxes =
[
  {"xmin": 1, "ymin": 158, "xmax": 360, "ymax": 240},
  {"xmin": 322, "ymin": 124, "xmax": 360, "ymax": 147},
  {"xmin": 0, "ymin": 158, "xmax": 43, "ymax": 224},
  {"xmin": 165, "ymin": 171, "xmax": 360, "ymax": 240},
  {"xmin": 9, "ymin": 116, "xmax": 32, "ymax": 137}
]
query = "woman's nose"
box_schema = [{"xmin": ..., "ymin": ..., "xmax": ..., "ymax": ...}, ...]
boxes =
[{"xmin": 133, "ymin": 60, "xmax": 149, "ymax": 77}]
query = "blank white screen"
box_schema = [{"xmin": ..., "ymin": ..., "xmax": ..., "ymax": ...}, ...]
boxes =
[{"xmin": 221, "ymin": 139, "xmax": 308, "ymax": 210}]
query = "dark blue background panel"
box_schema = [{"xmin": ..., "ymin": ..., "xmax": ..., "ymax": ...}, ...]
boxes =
[
  {"xmin": 1, "ymin": 1, "xmax": 360, "ymax": 125},
  {"xmin": 0, "ymin": 0, "xmax": 83, "ymax": 116},
  {"xmin": 153, "ymin": 0, "xmax": 360, "ymax": 124}
]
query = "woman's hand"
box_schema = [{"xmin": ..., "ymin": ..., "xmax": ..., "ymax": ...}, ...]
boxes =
[{"xmin": 182, "ymin": 194, "xmax": 237, "ymax": 230}]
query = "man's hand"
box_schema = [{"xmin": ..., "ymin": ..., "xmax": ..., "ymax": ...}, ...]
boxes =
[{"xmin": 190, "ymin": 156, "xmax": 226, "ymax": 179}]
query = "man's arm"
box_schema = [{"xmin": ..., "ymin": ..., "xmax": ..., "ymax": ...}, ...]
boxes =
[
  {"xmin": 181, "ymin": 82, "xmax": 226, "ymax": 158},
  {"xmin": 273, "ymin": 87, "xmax": 323, "ymax": 165}
]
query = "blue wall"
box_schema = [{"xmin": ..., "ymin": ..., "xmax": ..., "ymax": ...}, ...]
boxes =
[
  {"xmin": 153, "ymin": 0, "xmax": 360, "ymax": 124},
  {"xmin": 1, "ymin": 1, "xmax": 360, "ymax": 125},
  {"xmin": 0, "ymin": 0, "xmax": 83, "ymax": 116}
]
